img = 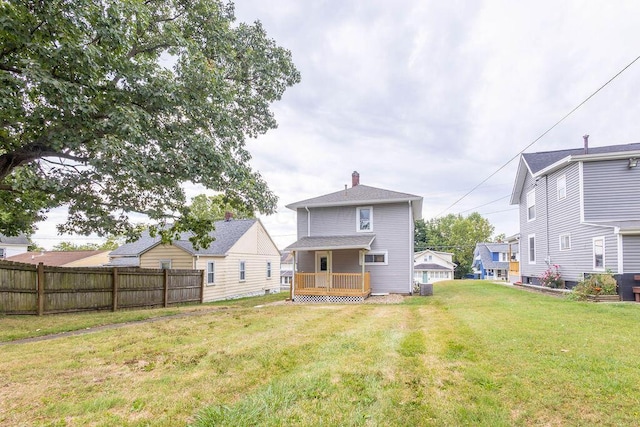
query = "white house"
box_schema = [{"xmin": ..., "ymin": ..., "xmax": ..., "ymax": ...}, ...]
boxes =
[{"xmin": 413, "ymin": 249, "xmax": 455, "ymax": 284}]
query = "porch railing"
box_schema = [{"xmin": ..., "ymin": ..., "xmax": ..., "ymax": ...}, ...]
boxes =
[{"xmin": 294, "ymin": 272, "xmax": 370, "ymax": 296}]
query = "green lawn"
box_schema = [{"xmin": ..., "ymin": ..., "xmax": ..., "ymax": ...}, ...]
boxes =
[{"xmin": 2, "ymin": 282, "xmax": 640, "ymax": 426}]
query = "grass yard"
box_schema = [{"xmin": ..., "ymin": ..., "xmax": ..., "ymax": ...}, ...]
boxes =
[{"xmin": 2, "ymin": 281, "xmax": 640, "ymax": 426}]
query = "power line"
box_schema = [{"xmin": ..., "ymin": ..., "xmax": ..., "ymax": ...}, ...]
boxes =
[
  {"xmin": 437, "ymin": 53, "xmax": 640, "ymax": 217},
  {"xmin": 458, "ymin": 194, "xmax": 511, "ymax": 214}
]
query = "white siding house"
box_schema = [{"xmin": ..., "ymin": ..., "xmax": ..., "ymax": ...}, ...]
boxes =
[
  {"xmin": 0, "ymin": 234, "xmax": 29, "ymax": 259},
  {"xmin": 413, "ymin": 249, "xmax": 455, "ymax": 284}
]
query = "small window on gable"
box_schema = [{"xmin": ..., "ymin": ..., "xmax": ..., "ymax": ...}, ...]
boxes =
[
  {"xmin": 159, "ymin": 260, "xmax": 171, "ymax": 270},
  {"xmin": 361, "ymin": 251, "xmax": 388, "ymax": 265},
  {"xmin": 266, "ymin": 261, "xmax": 272, "ymax": 279},
  {"xmin": 560, "ymin": 234, "xmax": 571, "ymax": 251},
  {"xmin": 526, "ymin": 190, "xmax": 536, "ymax": 221},
  {"xmin": 207, "ymin": 261, "xmax": 215, "ymax": 284},
  {"xmin": 593, "ymin": 237, "xmax": 605, "ymax": 270},
  {"xmin": 557, "ymin": 174, "xmax": 567, "ymax": 200},
  {"xmin": 239, "ymin": 260, "xmax": 246, "ymax": 281},
  {"xmin": 356, "ymin": 206, "xmax": 373, "ymax": 232}
]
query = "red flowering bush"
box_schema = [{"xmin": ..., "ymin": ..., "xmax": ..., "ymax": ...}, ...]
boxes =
[{"xmin": 540, "ymin": 265, "xmax": 564, "ymax": 288}]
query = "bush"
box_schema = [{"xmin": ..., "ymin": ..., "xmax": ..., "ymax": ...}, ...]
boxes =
[
  {"xmin": 571, "ymin": 272, "xmax": 618, "ymax": 300},
  {"xmin": 540, "ymin": 265, "xmax": 564, "ymax": 288}
]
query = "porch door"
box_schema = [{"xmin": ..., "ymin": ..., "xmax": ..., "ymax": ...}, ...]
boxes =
[{"xmin": 315, "ymin": 251, "xmax": 330, "ymax": 287}]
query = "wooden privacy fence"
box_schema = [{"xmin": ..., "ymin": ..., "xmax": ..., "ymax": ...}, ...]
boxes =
[{"xmin": 0, "ymin": 260, "xmax": 204, "ymax": 315}]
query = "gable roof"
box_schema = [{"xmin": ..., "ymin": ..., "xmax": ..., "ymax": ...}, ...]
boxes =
[
  {"xmin": 111, "ymin": 219, "xmax": 259, "ymax": 258},
  {"xmin": 511, "ymin": 142, "xmax": 640, "ymax": 204},
  {"xmin": 473, "ymin": 243, "xmax": 509, "ymax": 270},
  {"xmin": 7, "ymin": 250, "xmax": 109, "ymax": 266},
  {"xmin": 286, "ymin": 184, "xmax": 423, "ymax": 219},
  {"xmin": 0, "ymin": 233, "xmax": 30, "ymax": 245},
  {"xmin": 414, "ymin": 263, "xmax": 453, "ymax": 271}
]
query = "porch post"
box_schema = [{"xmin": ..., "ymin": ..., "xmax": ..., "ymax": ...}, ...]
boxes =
[
  {"xmin": 361, "ymin": 250, "xmax": 365, "ymax": 292},
  {"xmin": 328, "ymin": 250, "xmax": 333, "ymax": 289},
  {"xmin": 290, "ymin": 250, "xmax": 296, "ymax": 301}
]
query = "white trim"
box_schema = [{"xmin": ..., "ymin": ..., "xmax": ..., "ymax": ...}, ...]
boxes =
[
  {"xmin": 356, "ymin": 206, "xmax": 373, "ymax": 232},
  {"xmin": 559, "ymin": 233, "xmax": 571, "ymax": 251},
  {"xmin": 557, "ymin": 174, "xmax": 567, "ymax": 201},
  {"xmin": 592, "ymin": 236, "xmax": 605, "ymax": 271},
  {"xmin": 526, "ymin": 189, "xmax": 536, "ymax": 222},
  {"xmin": 266, "ymin": 261, "xmax": 272, "ymax": 279},
  {"xmin": 206, "ymin": 261, "xmax": 216, "ymax": 285},
  {"xmin": 527, "ymin": 234, "xmax": 536, "ymax": 264},
  {"xmin": 617, "ymin": 234, "xmax": 624, "ymax": 274},
  {"xmin": 579, "ymin": 161, "xmax": 585, "ymax": 223},
  {"xmin": 360, "ymin": 250, "xmax": 389, "ymax": 266},
  {"xmin": 239, "ymin": 260, "xmax": 246, "ymax": 282}
]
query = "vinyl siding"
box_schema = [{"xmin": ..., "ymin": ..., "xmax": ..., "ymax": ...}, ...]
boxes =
[
  {"xmin": 294, "ymin": 202, "xmax": 413, "ymax": 294},
  {"xmin": 518, "ymin": 172, "xmax": 548, "ymax": 281},
  {"xmin": 64, "ymin": 252, "xmax": 111, "ymax": 267},
  {"xmin": 140, "ymin": 245, "xmax": 194, "ymax": 269},
  {"xmin": 623, "ymin": 235, "xmax": 640, "ymax": 272},
  {"xmin": 583, "ymin": 159, "xmax": 640, "ymax": 221}
]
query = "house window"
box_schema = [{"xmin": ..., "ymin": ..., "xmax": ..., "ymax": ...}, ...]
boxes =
[
  {"xmin": 207, "ymin": 261, "xmax": 215, "ymax": 285},
  {"xmin": 557, "ymin": 174, "xmax": 567, "ymax": 200},
  {"xmin": 159, "ymin": 260, "xmax": 171, "ymax": 269},
  {"xmin": 0, "ymin": 248, "xmax": 4, "ymax": 258},
  {"xmin": 356, "ymin": 206, "xmax": 373, "ymax": 232},
  {"xmin": 528, "ymin": 234, "xmax": 536, "ymax": 264},
  {"xmin": 500, "ymin": 252, "xmax": 507, "ymax": 262},
  {"xmin": 560, "ymin": 234, "xmax": 571, "ymax": 251},
  {"xmin": 239, "ymin": 261, "xmax": 246, "ymax": 281},
  {"xmin": 362, "ymin": 251, "xmax": 388, "ymax": 265},
  {"xmin": 526, "ymin": 190, "xmax": 536, "ymax": 221},
  {"xmin": 266, "ymin": 261, "xmax": 272, "ymax": 279},
  {"xmin": 593, "ymin": 237, "xmax": 605, "ymax": 270}
]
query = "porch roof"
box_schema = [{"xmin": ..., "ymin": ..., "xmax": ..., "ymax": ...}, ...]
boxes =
[{"xmin": 285, "ymin": 234, "xmax": 376, "ymax": 251}]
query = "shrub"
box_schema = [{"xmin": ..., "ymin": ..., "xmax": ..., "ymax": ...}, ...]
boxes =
[
  {"xmin": 571, "ymin": 272, "xmax": 618, "ymax": 300},
  {"xmin": 539, "ymin": 265, "xmax": 564, "ymax": 288}
]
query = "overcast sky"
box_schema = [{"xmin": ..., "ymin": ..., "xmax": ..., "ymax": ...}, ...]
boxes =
[{"xmin": 33, "ymin": 0, "xmax": 640, "ymax": 249}]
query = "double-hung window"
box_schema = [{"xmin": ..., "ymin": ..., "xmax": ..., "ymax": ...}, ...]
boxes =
[
  {"xmin": 593, "ymin": 237, "xmax": 605, "ymax": 270},
  {"xmin": 207, "ymin": 261, "xmax": 215, "ymax": 285},
  {"xmin": 356, "ymin": 206, "xmax": 373, "ymax": 232},
  {"xmin": 239, "ymin": 261, "xmax": 246, "ymax": 281},
  {"xmin": 557, "ymin": 175, "xmax": 567, "ymax": 200},
  {"xmin": 528, "ymin": 234, "xmax": 536, "ymax": 264},
  {"xmin": 559, "ymin": 234, "xmax": 571, "ymax": 251},
  {"xmin": 526, "ymin": 190, "xmax": 536, "ymax": 221}
]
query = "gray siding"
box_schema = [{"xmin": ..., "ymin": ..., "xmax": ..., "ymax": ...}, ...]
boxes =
[
  {"xmin": 295, "ymin": 202, "xmax": 413, "ymax": 294},
  {"xmin": 623, "ymin": 235, "xmax": 640, "ymax": 272},
  {"xmin": 519, "ymin": 162, "xmax": 620, "ymax": 284},
  {"xmin": 583, "ymin": 159, "xmax": 640, "ymax": 221}
]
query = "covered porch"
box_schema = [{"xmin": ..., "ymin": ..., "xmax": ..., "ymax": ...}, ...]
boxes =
[{"xmin": 285, "ymin": 234, "xmax": 375, "ymax": 302}]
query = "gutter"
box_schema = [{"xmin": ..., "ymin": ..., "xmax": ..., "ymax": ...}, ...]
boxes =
[{"xmin": 305, "ymin": 206, "xmax": 311, "ymax": 237}]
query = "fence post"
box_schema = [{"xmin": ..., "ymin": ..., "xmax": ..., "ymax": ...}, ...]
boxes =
[
  {"xmin": 112, "ymin": 267, "xmax": 119, "ymax": 312},
  {"xmin": 201, "ymin": 269, "xmax": 206, "ymax": 303},
  {"xmin": 37, "ymin": 262, "xmax": 45, "ymax": 316},
  {"xmin": 163, "ymin": 269, "xmax": 169, "ymax": 307}
]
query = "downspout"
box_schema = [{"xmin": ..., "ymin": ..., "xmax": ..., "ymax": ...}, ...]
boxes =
[
  {"xmin": 291, "ymin": 250, "xmax": 296, "ymax": 301},
  {"xmin": 545, "ymin": 176, "xmax": 550, "ymax": 266},
  {"xmin": 305, "ymin": 207, "xmax": 311, "ymax": 237},
  {"xmin": 409, "ymin": 200, "xmax": 413, "ymax": 294}
]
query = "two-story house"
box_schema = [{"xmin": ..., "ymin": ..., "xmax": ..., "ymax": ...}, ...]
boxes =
[
  {"xmin": 285, "ymin": 171, "xmax": 423, "ymax": 302},
  {"xmin": 510, "ymin": 137, "xmax": 640, "ymax": 300},
  {"xmin": 0, "ymin": 233, "xmax": 29, "ymax": 259},
  {"xmin": 413, "ymin": 249, "xmax": 456, "ymax": 284},
  {"xmin": 472, "ymin": 242, "xmax": 513, "ymax": 281}
]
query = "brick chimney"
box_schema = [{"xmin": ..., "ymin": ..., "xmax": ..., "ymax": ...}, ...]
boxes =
[
  {"xmin": 583, "ymin": 134, "xmax": 589, "ymax": 154},
  {"xmin": 351, "ymin": 171, "xmax": 360, "ymax": 187}
]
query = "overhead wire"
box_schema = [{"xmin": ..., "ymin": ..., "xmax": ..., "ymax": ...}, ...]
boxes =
[{"xmin": 436, "ymin": 53, "xmax": 640, "ymax": 218}]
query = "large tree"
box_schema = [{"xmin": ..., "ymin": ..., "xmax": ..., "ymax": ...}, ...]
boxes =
[
  {"xmin": 0, "ymin": 0, "xmax": 300, "ymax": 248},
  {"xmin": 415, "ymin": 213, "xmax": 495, "ymax": 278}
]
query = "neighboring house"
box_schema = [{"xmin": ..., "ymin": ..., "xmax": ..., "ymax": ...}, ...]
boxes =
[
  {"xmin": 472, "ymin": 243, "xmax": 513, "ymax": 281},
  {"xmin": 505, "ymin": 233, "xmax": 521, "ymax": 283},
  {"xmin": 0, "ymin": 234, "xmax": 29, "ymax": 259},
  {"xmin": 413, "ymin": 249, "xmax": 455, "ymax": 284},
  {"xmin": 111, "ymin": 218, "xmax": 281, "ymax": 302},
  {"xmin": 510, "ymin": 137, "xmax": 640, "ymax": 300},
  {"xmin": 7, "ymin": 250, "xmax": 110, "ymax": 267},
  {"xmin": 285, "ymin": 171, "xmax": 423, "ymax": 302},
  {"xmin": 280, "ymin": 251, "xmax": 294, "ymax": 289}
]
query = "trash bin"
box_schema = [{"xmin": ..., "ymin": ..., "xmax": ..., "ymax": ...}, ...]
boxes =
[{"xmin": 419, "ymin": 283, "xmax": 433, "ymax": 296}]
